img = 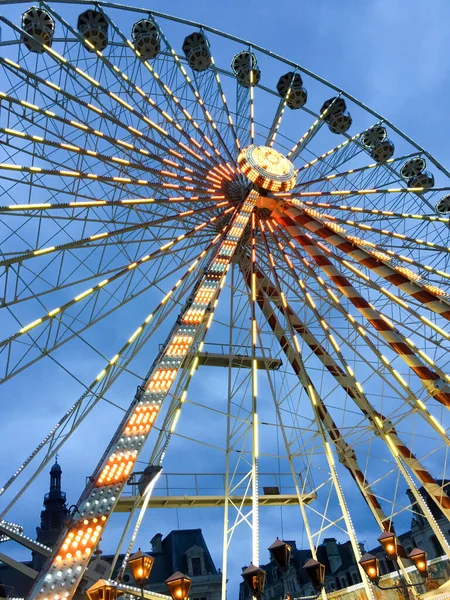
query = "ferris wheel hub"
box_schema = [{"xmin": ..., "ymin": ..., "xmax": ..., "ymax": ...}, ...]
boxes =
[{"xmin": 238, "ymin": 145, "xmax": 296, "ymax": 192}]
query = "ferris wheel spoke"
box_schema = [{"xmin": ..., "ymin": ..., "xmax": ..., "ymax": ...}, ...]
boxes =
[
  {"xmin": 1, "ymin": 14, "xmax": 217, "ymax": 173},
  {"xmin": 0, "ymin": 193, "xmax": 226, "ymax": 217},
  {"xmin": 0, "ymin": 125, "xmax": 210, "ymax": 189},
  {"xmin": 0, "ymin": 228, "xmax": 223, "ymax": 312},
  {"xmin": 0, "ymin": 237, "xmax": 210, "ymax": 384},
  {"xmin": 253, "ymin": 228, "xmax": 450, "ymax": 558},
  {"xmin": 249, "ymin": 224, "xmax": 372, "ymax": 595},
  {"xmin": 0, "ymin": 232, "xmax": 221, "ymax": 512},
  {"xmin": 0, "ymin": 201, "xmax": 220, "ymax": 268},
  {"xmin": 286, "ymin": 243, "xmax": 450, "ymax": 403},
  {"xmin": 42, "ymin": 5, "xmax": 224, "ymax": 170},
  {"xmin": 325, "ymin": 222, "xmax": 450, "ymax": 290},
  {"xmin": 295, "ymin": 153, "xmax": 417, "ymax": 189},
  {"xmin": 255, "ymin": 231, "xmax": 441, "ymax": 435},
  {"xmin": 232, "ymin": 49, "xmax": 257, "ymax": 150},
  {"xmin": 295, "ymin": 126, "xmax": 377, "ymax": 185},
  {"xmin": 0, "ymin": 160, "xmax": 215, "ymax": 197},
  {"xmin": 287, "ymin": 95, "xmax": 344, "ymax": 162},
  {"xmin": 0, "ymin": 207, "xmax": 234, "ymax": 376},
  {"xmin": 320, "ymin": 247, "xmax": 450, "ymax": 358},
  {"xmin": 271, "ymin": 221, "xmax": 450, "ymax": 425},
  {"xmin": 207, "ymin": 49, "xmax": 241, "ymax": 155},
  {"xmin": 0, "ymin": 133, "xmax": 179, "ymax": 216},
  {"xmin": 277, "ymin": 185, "xmax": 450, "ymax": 201},
  {"xmin": 323, "ymin": 210, "xmax": 450, "ymax": 260},
  {"xmin": 271, "ymin": 209, "xmax": 450, "ymax": 409},
  {"xmin": 265, "ymin": 73, "xmax": 300, "ymax": 148},
  {"xmin": 266, "ymin": 223, "xmax": 450, "ymax": 446},
  {"xmin": 281, "ymin": 201, "xmax": 450, "ymax": 321},
  {"xmin": 302, "ymin": 200, "xmax": 450, "ymax": 224},
  {"xmin": 114, "ymin": 12, "xmax": 237, "ymax": 165},
  {"xmin": 248, "ymin": 253, "xmax": 400, "ymax": 535},
  {"xmin": 0, "ymin": 85, "xmax": 206, "ymax": 178},
  {"xmin": 0, "ymin": 217, "xmax": 211, "ymax": 309}
]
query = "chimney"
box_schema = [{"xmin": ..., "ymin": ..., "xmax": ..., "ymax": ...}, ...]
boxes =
[
  {"xmin": 323, "ymin": 538, "xmax": 342, "ymax": 574},
  {"xmin": 151, "ymin": 533, "xmax": 163, "ymax": 553}
]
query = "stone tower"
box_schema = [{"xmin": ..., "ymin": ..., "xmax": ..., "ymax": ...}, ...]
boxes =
[{"xmin": 32, "ymin": 459, "xmax": 69, "ymax": 571}]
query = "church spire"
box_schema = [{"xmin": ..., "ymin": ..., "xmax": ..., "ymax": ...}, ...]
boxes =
[
  {"xmin": 32, "ymin": 457, "xmax": 68, "ymax": 571},
  {"xmin": 49, "ymin": 456, "xmax": 62, "ymax": 495}
]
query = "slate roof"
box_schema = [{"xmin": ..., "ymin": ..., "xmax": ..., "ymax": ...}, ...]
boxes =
[{"xmin": 106, "ymin": 529, "xmax": 218, "ymax": 585}]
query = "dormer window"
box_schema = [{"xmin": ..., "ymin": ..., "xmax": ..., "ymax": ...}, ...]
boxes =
[{"xmin": 185, "ymin": 544, "xmax": 206, "ymax": 577}]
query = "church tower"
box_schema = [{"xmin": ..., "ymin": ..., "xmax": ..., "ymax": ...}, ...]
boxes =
[{"xmin": 32, "ymin": 459, "xmax": 69, "ymax": 571}]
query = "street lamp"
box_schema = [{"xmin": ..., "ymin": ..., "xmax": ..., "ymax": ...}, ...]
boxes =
[
  {"xmin": 242, "ymin": 564, "xmax": 266, "ymax": 600},
  {"xmin": 268, "ymin": 539, "xmax": 291, "ymax": 571},
  {"xmin": 165, "ymin": 571, "xmax": 192, "ymax": 600},
  {"xmin": 86, "ymin": 579, "xmax": 118, "ymax": 600},
  {"xmin": 359, "ymin": 546, "xmax": 431, "ymax": 598},
  {"xmin": 359, "ymin": 553, "xmax": 380, "ymax": 582},
  {"xmin": 128, "ymin": 549, "xmax": 154, "ymax": 600},
  {"xmin": 378, "ymin": 531, "xmax": 397, "ymax": 559},
  {"xmin": 303, "ymin": 558, "xmax": 325, "ymax": 593},
  {"xmin": 409, "ymin": 547, "xmax": 428, "ymax": 578}
]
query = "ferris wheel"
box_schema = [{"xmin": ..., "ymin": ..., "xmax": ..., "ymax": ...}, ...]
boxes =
[{"xmin": 1, "ymin": 2, "xmax": 450, "ymax": 600}]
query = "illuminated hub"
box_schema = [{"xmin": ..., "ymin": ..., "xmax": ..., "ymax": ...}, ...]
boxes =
[{"xmin": 238, "ymin": 145, "xmax": 296, "ymax": 192}]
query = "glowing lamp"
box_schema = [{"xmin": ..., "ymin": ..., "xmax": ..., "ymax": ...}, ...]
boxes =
[
  {"xmin": 268, "ymin": 538, "xmax": 291, "ymax": 571},
  {"xmin": 378, "ymin": 531, "xmax": 398, "ymax": 559},
  {"xmin": 165, "ymin": 571, "xmax": 192, "ymax": 600},
  {"xmin": 303, "ymin": 559, "xmax": 325, "ymax": 590},
  {"xmin": 86, "ymin": 579, "xmax": 118, "ymax": 600},
  {"xmin": 128, "ymin": 549, "xmax": 154, "ymax": 586},
  {"xmin": 409, "ymin": 548, "xmax": 428, "ymax": 578},
  {"xmin": 359, "ymin": 553, "xmax": 380, "ymax": 582},
  {"xmin": 241, "ymin": 564, "xmax": 266, "ymax": 599}
]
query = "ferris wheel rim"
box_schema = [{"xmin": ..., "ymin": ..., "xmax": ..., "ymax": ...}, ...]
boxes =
[{"xmin": 1, "ymin": 0, "xmax": 448, "ymax": 180}]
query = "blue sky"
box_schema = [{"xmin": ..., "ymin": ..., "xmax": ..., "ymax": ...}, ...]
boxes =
[{"xmin": 1, "ymin": 0, "xmax": 450, "ymax": 598}]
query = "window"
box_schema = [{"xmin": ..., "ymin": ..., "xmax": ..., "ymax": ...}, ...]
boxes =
[{"xmin": 192, "ymin": 556, "xmax": 202, "ymax": 576}]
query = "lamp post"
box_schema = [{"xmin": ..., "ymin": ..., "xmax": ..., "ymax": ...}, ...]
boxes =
[
  {"xmin": 165, "ymin": 571, "xmax": 192, "ymax": 600},
  {"xmin": 359, "ymin": 540, "xmax": 432, "ymax": 600},
  {"xmin": 128, "ymin": 549, "xmax": 154, "ymax": 600}
]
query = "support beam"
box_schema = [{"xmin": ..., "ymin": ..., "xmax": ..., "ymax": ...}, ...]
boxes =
[
  {"xmin": 0, "ymin": 523, "xmax": 51, "ymax": 557},
  {"xmin": 0, "ymin": 552, "xmax": 38, "ymax": 579},
  {"xmin": 192, "ymin": 352, "xmax": 282, "ymax": 370},
  {"xmin": 115, "ymin": 492, "xmax": 315, "ymax": 511}
]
